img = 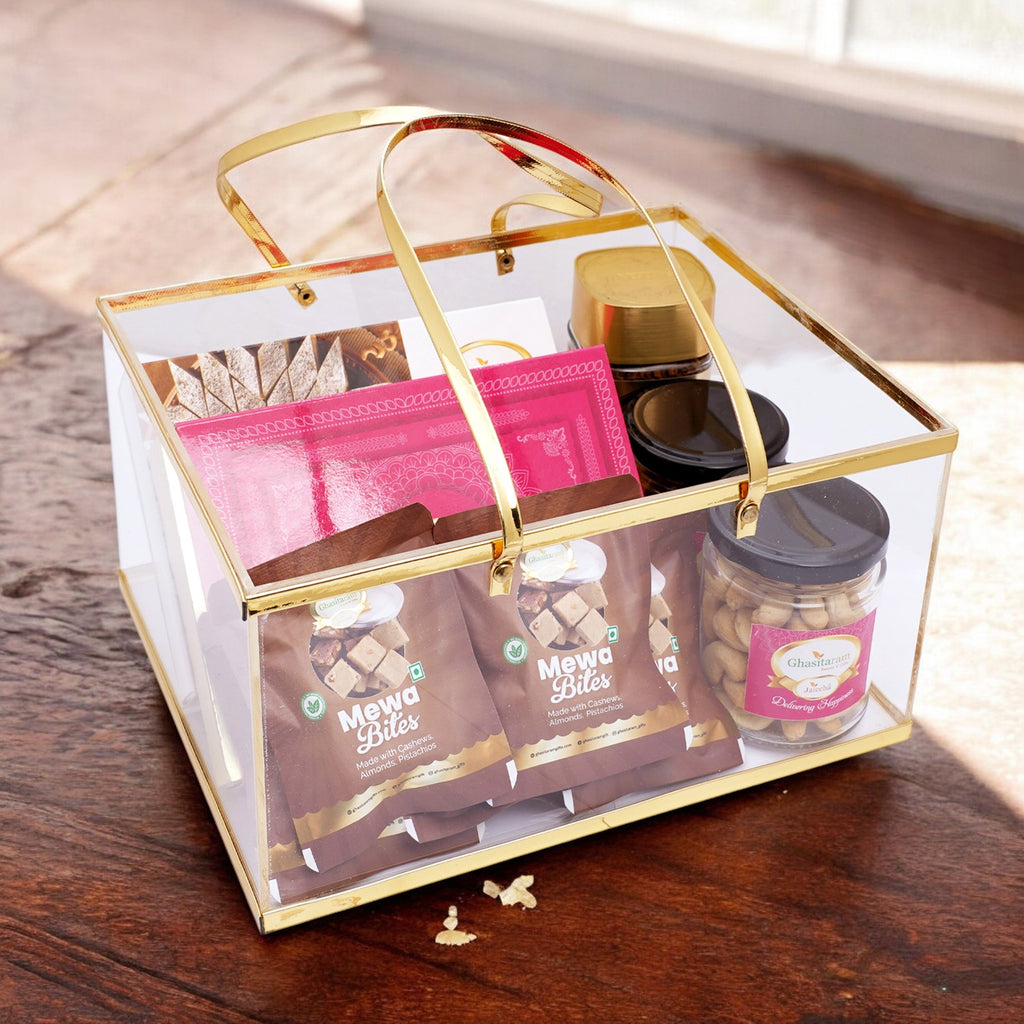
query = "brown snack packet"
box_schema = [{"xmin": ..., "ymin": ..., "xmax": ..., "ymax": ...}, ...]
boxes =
[
  {"xmin": 563, "ymin": 511, "xmax": 744, "ymax": 814},
  {"xmin": 249, "ymin": 503, "xmax": 431, "ymax": 584},
  {"xmin": 434, "ymin": 477, "xmax": 690, "ymax": 803},
  {"xmin": 259, "ymin": 505, "xmax": 515, "ymax": 874},
  {"xmin": 265, "ymin": 752, "xmax": 481, "ymax": 905},
  {"xmin": 648, "ymin": 510, "xmax": 743, "ymax": 761},
  {"xmin": 402, "ymin": 802, "xmax": 495, "ymax": 844}
]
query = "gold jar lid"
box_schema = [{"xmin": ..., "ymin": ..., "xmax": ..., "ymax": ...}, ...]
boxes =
[{"xmin": 570, "ymin": 246, "xmax": 716, "ymax": 366}]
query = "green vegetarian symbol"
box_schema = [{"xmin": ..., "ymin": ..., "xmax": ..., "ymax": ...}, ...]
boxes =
[
  {"xmin": 301, "ymin": 692, "xmax": 327, "ymax": 721},
  {"xmin": 503, "ymin": 637, "xmax": 529, "ymax": 665}
]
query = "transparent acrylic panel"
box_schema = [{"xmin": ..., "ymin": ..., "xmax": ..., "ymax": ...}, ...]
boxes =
[
  {"xmin": 109, "ymin": 214, "xmax": 937, "ymax": 476},
  {"xmin": 101, "ymin": 207, "xmax": 954, "ymax": 926},
  {"xmin": 844, "ymin": 455, "xmax": 953, "ymax": 719},
  {"xmin": 103, "ymin": 334, "xmax": 261, "ymax": 898},
  {"xmin": 252, "ymin": 477, "xmax": 943, "ymax": 919}
]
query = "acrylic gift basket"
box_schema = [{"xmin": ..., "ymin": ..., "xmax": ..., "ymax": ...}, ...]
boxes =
[{"xmin": 99, "ymin": 109, "xmax": 958, "ymax": 932}]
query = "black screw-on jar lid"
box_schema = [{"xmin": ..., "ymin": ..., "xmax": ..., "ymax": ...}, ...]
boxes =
[
  {"xmin": 625, "ymin": 379, "xmax": 790, "ymax": 487},
  {"xmin": 707, "ymin": 477, "xmax": 890, "ymax": 585}
]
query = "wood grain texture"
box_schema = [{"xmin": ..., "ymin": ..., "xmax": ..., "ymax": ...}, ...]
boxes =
[{"xmin": 0, "ymin": 2, "xmax": 1021, "ymax": 1022}]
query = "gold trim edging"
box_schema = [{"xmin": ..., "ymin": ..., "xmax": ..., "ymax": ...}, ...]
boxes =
[
  {"xmin": 118, "ymin": 571, "xmax": 913, "ymax": 934},
  {"xmin": 268, "ymin": 718, "xmax": 913, "ymax": 932}
]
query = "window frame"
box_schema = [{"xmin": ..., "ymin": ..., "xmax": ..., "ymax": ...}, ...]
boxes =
[{"xmin": 361, "ymin": 0, "xmax": 1024, "ymax": 232}]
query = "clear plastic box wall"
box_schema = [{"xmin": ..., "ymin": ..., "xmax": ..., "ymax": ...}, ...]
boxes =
[{"xmin": 100, "ymin": 208, "xmax": 957, "ymax": 931}]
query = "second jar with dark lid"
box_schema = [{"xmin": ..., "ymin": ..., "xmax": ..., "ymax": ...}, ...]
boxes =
[{"xmin": 624, "ymin": 379, "xmax": 791, "ymax": 494}]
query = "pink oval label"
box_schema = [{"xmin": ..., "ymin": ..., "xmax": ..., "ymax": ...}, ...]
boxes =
[{"xmin": 744, "ymin": 610, "xmax": 876, "ymax": 720}]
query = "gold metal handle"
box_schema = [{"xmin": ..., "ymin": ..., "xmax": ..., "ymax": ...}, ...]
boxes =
[
  {"xmin": 491, "ymin": 192, "xmax": 602, "ymax": 275},
  {"xmin": 376, "ymin": 113, "xmax": 770, "ymax": 593},
  {"xmin": 216, "ymin": 107, "xmax": 437, "ymax": 306},
  {"xmin": 216, "ymin": 107, "xmax": 602, "ymax": 306}
]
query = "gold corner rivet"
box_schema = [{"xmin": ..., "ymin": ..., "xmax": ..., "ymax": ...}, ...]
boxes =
[
  {"xmin": 740, "ymin": 504, "xmax": 759, "ymax": 524},
  {"xmin": 494, "ymin": 559, "xmax": 514, "ymax": 581}
]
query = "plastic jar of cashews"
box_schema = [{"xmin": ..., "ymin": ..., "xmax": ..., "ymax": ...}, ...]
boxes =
[{"xmin": 699, "ymin": 477, "xmax": 889, "ymax": 747}]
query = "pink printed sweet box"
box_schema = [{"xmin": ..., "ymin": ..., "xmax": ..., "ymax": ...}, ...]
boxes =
[{"xmin": 176, "ymin": 348, "xmax": 636, "ymax": 567}]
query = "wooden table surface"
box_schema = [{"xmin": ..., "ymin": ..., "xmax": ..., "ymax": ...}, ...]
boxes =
[{"xmin": 1, "ymin": 2, "xmax": 1022, "ymax": 1021}]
